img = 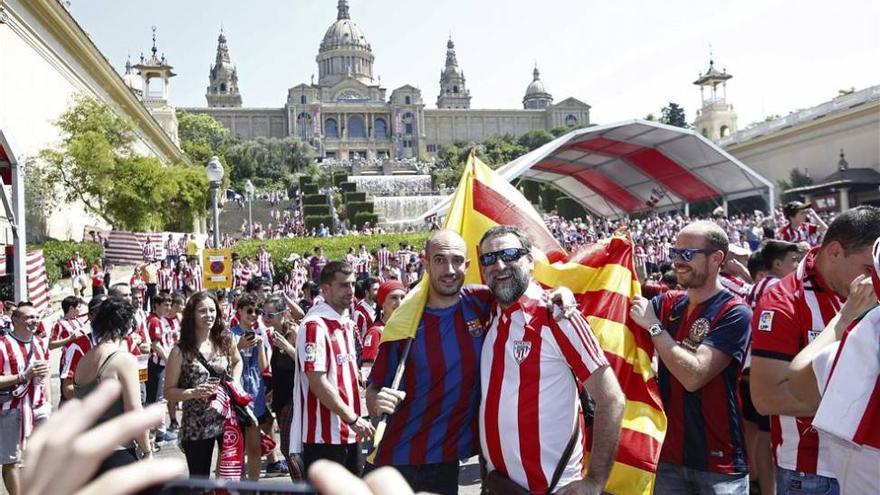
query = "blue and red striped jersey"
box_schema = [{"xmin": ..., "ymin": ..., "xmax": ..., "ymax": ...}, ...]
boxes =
[
  {"xmin": 368, "ymin": 286, "xmax": 492, "ymax": 466},
  {"xmin": 652, "ymin": 289, "xmax": 752, "ymax": 475}
]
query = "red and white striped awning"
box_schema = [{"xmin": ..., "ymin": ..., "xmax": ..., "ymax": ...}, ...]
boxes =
[{"xmin": 425, "ymin": 119, "xmax": 774, "ymax": 220}]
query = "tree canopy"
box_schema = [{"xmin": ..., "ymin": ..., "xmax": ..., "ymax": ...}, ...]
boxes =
[
  {"xmin": 39, "ymin": 95, "xmax": 209, "ymax": 231},
  {"xmin": 660, "ymin": 102, "xmax": 689, "ymax": 128}
]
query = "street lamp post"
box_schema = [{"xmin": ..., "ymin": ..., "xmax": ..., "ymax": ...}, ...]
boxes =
[
  {"xmin": 205, "ymin": 156, "xmax": 224, "ymax": 249},
  {"xmin": 245, "ymin": 179, "xmax": 255, "ymax": 238}
]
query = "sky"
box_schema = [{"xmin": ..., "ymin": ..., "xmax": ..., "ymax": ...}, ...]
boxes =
[{"xmin": 69, "ymin": 0, "xmax": 880, "ymax": 127}]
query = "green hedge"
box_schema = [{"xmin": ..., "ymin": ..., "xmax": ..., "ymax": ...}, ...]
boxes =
[
  {"xmin": 304, "ymin": 215, "xmax": 334, "ymax": 232},
  {"xmin": 346, "ymin": 201, "xmax": 374, "ymax": 220},
  {"xmin": 33, "ymin": 240, "xmax": 104, "ymax": 286},
  {"xmin": 298, "ymin": 175, "xmax": 313, "ymax": 189},
  {"xmin": 301, "ymin": 183, "xmax": 319, "ymax": 195},
  {"xmin": 235, "ymin": 232, "xmax": 430, "ymax": 275},
  {"xmin": 339, "ymin": 182, "xmax": 356, "ymax": 193},
  {"xmin": 555, "ymin": 197, "xmax": 587, "ymax": 220},
  {"xmin": 303, "ymin": 204, "xmax": 331, "ymax": 216},
  {"xmin": 352, "ymin": 212, "xmax": 379, "ymax": 229},
  {"xmin": 332, "ymin": 172, "xmax": 348, "ymax": 187},
  {"xmin": 302, "ymin": 193, "xmax": 326, "ymax": 205},
  {"xmin": 344, "ymin": 191, "xmax": 367, "ymax": 203}
]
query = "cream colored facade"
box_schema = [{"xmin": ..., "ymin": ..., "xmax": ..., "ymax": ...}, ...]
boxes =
[
  {"xmin": 719, "ymin": 86, "xmax": 880, "ymax": 188},
  {"xmin": 182, "ymin": 1, "xmax": 591, "ymax": 159},
  {"xmin": 0, "ymin": 0, "xmax": 187, "ymax": 241}
]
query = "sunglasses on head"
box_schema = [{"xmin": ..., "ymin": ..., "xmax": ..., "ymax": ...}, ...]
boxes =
[
  {"xmin": 669, "ymin": 247, "xmax": 719, "ymax": 263},
  {"xmin": 479, "ymin": 248, "xmax": 529, "ymax": 267}
]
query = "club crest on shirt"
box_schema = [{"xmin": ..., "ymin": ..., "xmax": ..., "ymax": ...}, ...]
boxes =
[
  {"xmin": 808, "ymin": 330, "xmax": 821, "ymax": 343},
  {"xmin": 513, "ymin": 340, "xmax": 532, "ymax": 364},
  {"xmin": 304, "ymin": 343, "xmax": 317, "ymax": 362},
  {"xmin": 758, "ymin": 311, "xmax": 774, "ymax": 332},
  {"xmin": 466, "ymin": 318, "xmax": 484, "ymax": 338},
  {"xmin": 682, "ymin": 317, "xmax": 710, "ymax": 352}
]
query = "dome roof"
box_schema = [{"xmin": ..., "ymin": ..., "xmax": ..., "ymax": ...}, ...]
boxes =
[
  {"xmin": 321, "ymin": 19, "xmax": 370, "ymax": 50},
  {"xmin": 524, "ymin": 67, "xmax": 551, "ymax": 98}
]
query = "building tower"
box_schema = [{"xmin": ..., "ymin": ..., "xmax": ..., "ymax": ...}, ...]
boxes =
[
  {"xmin": 133, "ymin": 26, "xmax": 179, "ymax": 145},
  {"xmin": 693, "ymin": 58, "xmax": 737, "ymax": 141},
  {"xmin": 316, "ymin": 0, "xmax": 375, "ymax": 86},
  {"xmin": 121, "ymin": 56, "xmax": 143, "ymax": 98},
  {"xmin": 522, "ymin": 65, "xmax": 553, "ymax": 109},
  {"xmin": 436, "ymin": 37, "xmax": 471, "ymax": 109},
  {"xmin": 206, "ymin": 28, "xmax": 242, "ymax": 108}
]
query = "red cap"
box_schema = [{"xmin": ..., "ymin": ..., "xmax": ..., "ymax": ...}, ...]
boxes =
[{"xmin": 377, "ymin": 280, "xmax": 406, "ymax": 307}]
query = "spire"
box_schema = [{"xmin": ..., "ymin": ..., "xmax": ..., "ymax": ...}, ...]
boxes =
[
  {"xmin": 838, "ymin": 149, "xmax": 849, "ymax": 170},
  {"xmin": 337, "ymin": 0, "xmax": 350, "ymax": 20},
  {"xmin": 533, "ymin": 64, "xmax": 540, "ymax": 81},
  {"xmin": 124, "ymin": 53, "xmax": 133, "ymax": 74},
  {"xmin": 445, "ymin": 36, "xmax": 458, "ymax": 68},
  {"xmin": 150, "ymin": 25, "xmax": 158, "ymax": 57},
  {"xmin": 215, "ymin": 28, "xmax": 231, "ymax": 64}
]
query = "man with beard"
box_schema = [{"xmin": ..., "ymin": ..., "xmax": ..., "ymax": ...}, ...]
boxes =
[
  {"xmin": 365, "ymin": 230, "xmax": 494, "ymax": 494},
  {"xmin": 478, "ymin": 226, "xmax": 624, "ymax": 495},
  {"xmin": 630, "ymin": 221, "xmax": 752, "ymax": 494}
]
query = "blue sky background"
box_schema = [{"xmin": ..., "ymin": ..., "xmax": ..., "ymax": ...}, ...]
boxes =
[{"xmin": 69, "ymin": 0, "xmax": 879, "ymax": 127}]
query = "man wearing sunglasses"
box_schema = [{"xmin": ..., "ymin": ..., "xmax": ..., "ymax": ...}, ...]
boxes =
[
  {"xmin": 631, "ymin": 221, "xmax": 752, "ymax": 494},
  {"xmin": 477, "ymin": 225, "xmax": 624, "ymax": 495}
]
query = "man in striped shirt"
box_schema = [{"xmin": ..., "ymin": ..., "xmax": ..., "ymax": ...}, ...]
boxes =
[
  {"xmin": 353, "ymin": 277, "xmax": 379, "ymax": 340},
  {"xmin": 631, "ymin": 221, "xmax": 753, "ymax": 494},
  {"xmin": 478, "ymin": 226, "xmax": 624, "ymax": 495},
  {"xmin": 1, "ymin": 303, "xmax": 50, "ymax": 495},
  {"xmin": 292, "ymin": 262, "xmax": 373, "ymax": 475},
  {"xmin": 751, "ymin": 206, "xmax": 880, "ymax": 494},
  {"xmin": 257, "ymin": 245, "xmax": 274, "ymax": 284},
  {"xmin": 776, "ymin": 201, "xmax": 828, "ymax": 248},
  {"xmin": 376, "ymin": 244, "xmax": 392, "ymax": 274}
]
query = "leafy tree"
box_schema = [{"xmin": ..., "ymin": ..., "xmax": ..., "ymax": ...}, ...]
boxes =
[
  {"xmin": 549, "ymin": 123, "xmax": 588, "ymax": 137},
  {"xmin": 644, "ymin": 113, "xmax": 657, "ymax": 121},
  {"xmin": 517, "ymin": 129, "xmax": 554, "ymax": 151},
  {"xmin": 176, "ymin": 110, "xmax": 235, "ymax": 165},
  {"xmin": 660, "ymin": 102, "xmax": 689, "ymax": 128},
  {"xmin": 225, "ymin": 136, "xmax": 312, "ymax": 191},
  {"xmin": 39, "ymin": 95, "xmax": 208, "ymax": 231},
  {"xmin": 777, "ymin": 167, "xmax": 814, "ymax": 203}
]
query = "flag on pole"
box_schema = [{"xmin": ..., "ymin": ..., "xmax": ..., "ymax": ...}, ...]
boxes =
[{"xmin": 381, "ymin": 151, "xmax": 666, "ymax": 494}]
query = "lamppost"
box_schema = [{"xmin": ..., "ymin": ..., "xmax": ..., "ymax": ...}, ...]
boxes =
[
  {"xmin": 244, "ymin": 179, "xmax": 255, "ymax": 238},
  {"xmin": 205, "ymin": 156, "xmax": 224, "ymax": 249}
]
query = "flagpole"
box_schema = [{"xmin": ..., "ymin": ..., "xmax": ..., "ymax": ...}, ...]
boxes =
[{"xmin": 367, "ymin": 337, "xmax": 413, "ymax": 460}]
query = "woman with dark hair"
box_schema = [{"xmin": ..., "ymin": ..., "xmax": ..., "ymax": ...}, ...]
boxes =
[
  {"xmin": 73, "ymin": 297, "xmax": 152, "ymax": 476},
  {"xmin": 163, "ymin": 291, "xmax": 242, "ymax": 477}
]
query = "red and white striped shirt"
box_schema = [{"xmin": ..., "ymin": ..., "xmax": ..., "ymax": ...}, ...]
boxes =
[
  {"xmin": 720, "ymin": 273, "xmax": 752, "ymax": 299},
  {"xmin": 291, "ymin": 303, "xmax": 362, "ymax": 451},
  {"xmin": 61, "ymin": 332, "xmax": 95, "ymax": 380},
  {"xmin": 355, "ymin": 253, "xmax": 371, "ymax": 275},
  {"xmin": 189, "ymin": 265, "xmax": 204, "ymax": 292},
  {"xmin": 777, "ymin": 222, "xmax": 820, "ymax": 246},
  {"xmin": 480, "ymin": 284, "xmax": 609, "ymax": 493},
  {"xmin": 148, "ymin": 314, "xmax": 174, "ymax": 366},
  {"xmin": 0, "ymin": 333, "xmax": 50, "ymax": 444},
  {"xmin": 746, "ymin": 275, "xmax": 780, "ymax": 309},
  {"xmin": 236, "ymin": 266, "xmax": 253, "ymax": 289},
  {"xmin": 353, "ymin": 299, "xmax": 375, "ymax": 339},
  {"xmin": 377, "ymin": 248, "xmax": 392, "ymax": 271},
  {"xmin": 396, "ymin": 249, "xmax": 410, "ymax": 267},
  {"xmin": 257, "ymin": 251, "xmax": 272, "ymax": 274},
  {"xmin": 67, "ymin": 257, "xmax": 85, "ymax": 277},
  {"xmin": 158, "ymin": 267, "xmax": 173, "ymax": 291},
  {"xmin": 51, "ymin": 317, "xmax": 84, "ymax": 374},
  {"xmin": 751, "ymin": 248, "xmax": 843, "ymax": 477}
]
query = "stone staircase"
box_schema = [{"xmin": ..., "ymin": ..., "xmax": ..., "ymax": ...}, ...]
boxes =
[{"xmin": 218, "ymin": 199, "xmax": 292, "ymax": 236}]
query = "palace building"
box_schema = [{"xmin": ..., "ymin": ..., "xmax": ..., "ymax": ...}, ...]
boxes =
[{"xmin": 178, "ymin": 0, "xmax": 591, "ymax": 160}]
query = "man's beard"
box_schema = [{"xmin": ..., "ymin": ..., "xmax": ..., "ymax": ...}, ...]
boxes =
[
  {"xmin": 678, "ymin": 267, "xmax": 708, "ymax": 289},
  {"xmin": 488, "ymin": 265, "xmax": 530, "ymax": 305}
]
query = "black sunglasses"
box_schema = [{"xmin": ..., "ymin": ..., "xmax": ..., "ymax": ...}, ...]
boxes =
[
  {"xmin": 479, "ymin": 248, "xmax": 530, "ymax": 267},
  {"xmin": 669, "ymin": 247, "xmax": 719, "ymax": 263},
  {"xmin": 243, "ymin": 307, "xmax": 263, "ymax": 316}
]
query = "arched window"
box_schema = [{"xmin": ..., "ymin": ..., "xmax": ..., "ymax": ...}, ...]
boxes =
[
  {"xmin": 405, "ymin": 95, "xmax": 412, "ymax": 105},
  {"xmin": 220, "ymin": 83, "xmax": 226, "ymax": 92},
  {"xmin": 720, "ymin": 125, "xmax": 730, "ymax": 138},
  {"xmin": 403, "ymin": 112, "xmax": 414, "ymax": 135},
  {"xmin": 325, "ymin": 118, "xmax": 339, "ymax": 138},
  {"xmin": 565, "ymin": 114, "xmax": 578, "ymax": 126},
  {"xmin": 453, "ymin": 85, "xmax": 459, "ymax": 94},
  {"xmin": 300, "ymin": 95, "xmax": 307, "ymax": 105},
  {"xmin": 348, "ymin": 115, "xmax": 366, "ymax": 138},
  {"xmin": 374, "ymin": 118, "xmax": 388, "ymax": 139},
  {"xmin": 297, "ymin": 113, "xmax": 311, "ymax": 140}
]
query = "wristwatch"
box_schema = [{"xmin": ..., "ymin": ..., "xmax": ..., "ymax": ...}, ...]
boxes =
[{"xmin": 646, "ymin": 323, "xmax": 664, "ymax": 337}]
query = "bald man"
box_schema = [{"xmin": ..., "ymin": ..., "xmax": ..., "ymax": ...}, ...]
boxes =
[
  {"xmin": 631, "ymin": 221, "xmax": 752, "ymax": 494},
  {"xmin": 364, "ymin": 230, "xmax": 494, "ymax": 494}
]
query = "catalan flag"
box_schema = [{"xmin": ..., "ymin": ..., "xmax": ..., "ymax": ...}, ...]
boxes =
[{"xmin": 381, "ymin": 151, "xmax": 666, "ymax": 494}]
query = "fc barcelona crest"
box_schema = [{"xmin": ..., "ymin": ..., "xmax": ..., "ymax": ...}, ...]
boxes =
[
  {"xmin": 513, "ymin": 340, "xmax": 532, "ymax": 364},
  {"xmin": 682, "ymin": 317, "xmax": 710, "ymax": 352},
  {"xmin": 466, "ymin": 318, "xmax": 484, "ymax": 337}
]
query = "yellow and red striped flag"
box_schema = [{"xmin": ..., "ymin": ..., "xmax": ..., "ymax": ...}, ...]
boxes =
[{"xmin": 382, "ymin": 152, "xmax": 666, "ymax": 494}]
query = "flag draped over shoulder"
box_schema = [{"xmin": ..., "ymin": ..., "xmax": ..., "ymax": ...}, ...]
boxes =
[{"xmin": 381, "ymin": 151, "xmax": 666, "ymax": 495}]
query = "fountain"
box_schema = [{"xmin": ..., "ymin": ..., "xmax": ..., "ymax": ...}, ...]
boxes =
[{"xmin": 348, "ymin": 175, "xmax": 448, "ymax": 224}]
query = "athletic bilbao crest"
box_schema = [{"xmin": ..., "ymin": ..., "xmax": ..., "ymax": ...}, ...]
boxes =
[{"xmin": 513, "ymin": 340, "xmax": 532, "ymax": 364}]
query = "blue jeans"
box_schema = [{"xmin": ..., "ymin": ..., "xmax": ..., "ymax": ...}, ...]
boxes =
[
  {"xmin": 655, "ymin": 462, "xmax": 749, "ymax": 495},
  {"xmin": 776, "ymin": 467, "xmax": 839, "ymax": 494}
]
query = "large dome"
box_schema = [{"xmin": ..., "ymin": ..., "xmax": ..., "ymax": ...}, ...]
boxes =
[
  {"xmin": 320, "ymin": 1, "xmax": 370, "ymax": 52},
  {"xmin": 316, "ymin": 1, "xmax": 375, "ymax": 86},
  {"xmin": 525, "ymin": 67, "xmax": 550, "ymax": 97}
]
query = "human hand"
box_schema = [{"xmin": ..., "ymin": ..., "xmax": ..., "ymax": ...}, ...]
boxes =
[
  {"xmin": 555, "ymin": 477, "xmax": 604, "ymax": 495},
  {"xmin": 22, "ymin": 379, "xmax": 186, "ymax": 495},
  {"xmin": 547, "ymin": 287, "xmax": 580, "ymax": 320},
  {"xmin": 32, "ymin": 360, "xmax": 50, "ymax": 379},
  {"xmin": 308, "ymin": 459, "xmax": 419, "ymax": 494},
  {"xmin": 191, "ymin": 383, "xmax": 216, "ymax": 400},
  {"xmin": 349, "ymin": 416, "xmax": 375, "ymax": 440},
  {"xmin": 372, "ymin": 387, "xmax": 406, "ymax": 416},
  {"xmin": 840, "ymin": 275, "xmax": 876, "ymax": 324},
  {"xmin": 237, "ymin": 334, "xmax": 258, "ymax": 350},
  {"xmin": 629, "ymin": 296, "xmax": 659, "ymax": 329}
]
